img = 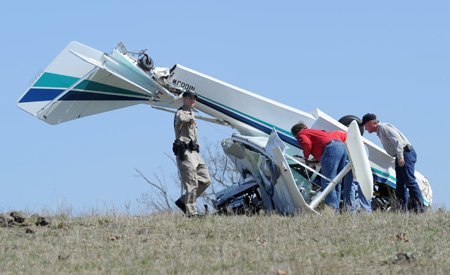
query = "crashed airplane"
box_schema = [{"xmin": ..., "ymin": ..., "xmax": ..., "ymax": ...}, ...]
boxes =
[{"xmin": 17, "ymin": 42, "xmax": 432, "ymax": 214}]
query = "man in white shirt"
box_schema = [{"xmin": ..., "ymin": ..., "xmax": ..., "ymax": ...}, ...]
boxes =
[{"xmin": 361, "ymin": 113, "xmax": 425, "ymax": 213}]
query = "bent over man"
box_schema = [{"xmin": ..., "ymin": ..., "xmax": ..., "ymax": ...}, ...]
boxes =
[
  {"xmin": 173, "ymin": 91, "xmax": 211, "ymax": 217},
  {"xmin": 291, "ymin": 123, "xmax": 347, "ymax": 210}
]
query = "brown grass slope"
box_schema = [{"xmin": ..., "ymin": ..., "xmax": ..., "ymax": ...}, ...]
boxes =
[{"xmin": 1, "ymin": 210, "xmax": 449, "ymax": 274}]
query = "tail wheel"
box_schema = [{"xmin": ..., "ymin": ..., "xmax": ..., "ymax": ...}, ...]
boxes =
[
  {"xmin": 338, "ymin": 115, "xmax": 364, "ymax": 135},
  {"xmin": 138, "ymin": 54, "xmax": 153, "ymax": 72}
]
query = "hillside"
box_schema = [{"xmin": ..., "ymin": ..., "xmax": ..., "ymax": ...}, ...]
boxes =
[{"xmin": 1, "ymin": 210, "xmax": 449, "ymax": 274}]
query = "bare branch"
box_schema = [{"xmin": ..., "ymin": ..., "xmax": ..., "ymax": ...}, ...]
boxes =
[
  {"xmin": 153, "ymin": 173, "xmax": 172, "ymax": 211},
  {"xmin": 135, "ymin": 168, "xmax": 172, "ymax": 211},
  {"xmin": 137, "ymin": 141, "xmax": 241, "ymax": 213}
]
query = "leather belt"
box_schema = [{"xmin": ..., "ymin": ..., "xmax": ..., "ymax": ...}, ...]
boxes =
[
  {"xmin": 326, "ymin": 140, "xmax": 338, "ymax": 146},
  {"xmin": 403, "ymin": 145, "xmax": 413, "ymax": 152}
]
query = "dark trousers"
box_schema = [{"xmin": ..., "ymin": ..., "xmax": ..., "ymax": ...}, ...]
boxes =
[{"xmin": 395, "ymin": 147, "xmax": 424, "ymax": 212}]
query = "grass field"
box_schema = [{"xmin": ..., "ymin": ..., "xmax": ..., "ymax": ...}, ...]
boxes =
[{"xmin": 1, "ymin": 209, "xmax": 449, "ymax": 274}]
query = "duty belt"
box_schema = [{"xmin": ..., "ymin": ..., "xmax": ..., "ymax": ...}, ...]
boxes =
[{"xmin": 188, "ymin": 140, "xmax": 200, "ymax": 152}]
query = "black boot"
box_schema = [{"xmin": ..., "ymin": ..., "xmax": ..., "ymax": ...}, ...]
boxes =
[{"xmin": 175, "ymin": 199, "xmax": 187, "ymax": 214}]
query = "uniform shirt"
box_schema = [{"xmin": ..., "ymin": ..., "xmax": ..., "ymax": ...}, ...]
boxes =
[
  {"xmin": 376, "ymin": 122, "xmax": 411, "ymax": 160},
  {"xmin": 296, "ymin": 129, "xmax": 346, "ymax": 161},
  {"xmin": 174, "ymin": 106, "xmax": 198, "ymax": 143}
]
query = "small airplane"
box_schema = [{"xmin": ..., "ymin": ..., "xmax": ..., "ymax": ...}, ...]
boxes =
[{"xmin": 17, "ymin": 41, "xmax": 432, "ymax": 214}]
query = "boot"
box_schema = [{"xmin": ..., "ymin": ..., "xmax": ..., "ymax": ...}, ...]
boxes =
[{"xmin": 175, "ymin": 199, "xmax": 187, "ymax": 214}]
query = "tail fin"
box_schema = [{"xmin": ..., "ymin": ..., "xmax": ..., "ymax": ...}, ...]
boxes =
[{"xmin": 17, "ymin": 41, "xmax": 158, "ymax": 125}]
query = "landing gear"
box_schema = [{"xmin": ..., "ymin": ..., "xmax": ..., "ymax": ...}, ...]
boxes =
[
  {"xmin": 138, "ymin": 54, "xmax": 153, "ymax": 72},
  {"xmin": 338, "ymin": 115, "xmax": 364, "ymax": 135}
]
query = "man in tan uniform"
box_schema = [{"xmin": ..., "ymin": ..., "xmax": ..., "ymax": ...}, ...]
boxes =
[{"xmin": 173, "ymin": 91, "xmax": 211, "ymax": 217}]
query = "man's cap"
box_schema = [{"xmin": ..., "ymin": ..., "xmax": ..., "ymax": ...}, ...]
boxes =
[
  {"xmin": 182, "ymin": 90, "xmax": 197, "ymax": 99},
  {"xmin": 361, "ymin": 113, "xmax": 377, "ymax": 126}
]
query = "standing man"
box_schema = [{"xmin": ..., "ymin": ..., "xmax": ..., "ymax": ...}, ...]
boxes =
[
  {"xmin": 361, "ymin": 113, "xmax": 424, "ymax": 212},
  {"xmin": 173, "ymin": 91, "xmax": 211, "ymax": 217},
  {"xmin": 291, "ymin": 123, "xmax": 347, "ymax": 210}
]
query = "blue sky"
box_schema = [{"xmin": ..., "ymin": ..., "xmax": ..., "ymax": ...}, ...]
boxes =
[{"xmin": 1, "ymin": 1, "xmax": 449, "ymax": 213}]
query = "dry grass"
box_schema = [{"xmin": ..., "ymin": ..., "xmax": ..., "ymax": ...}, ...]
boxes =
[{"xmin": 1, "ymin": 210, "xmax": 449, "ymax": 274}]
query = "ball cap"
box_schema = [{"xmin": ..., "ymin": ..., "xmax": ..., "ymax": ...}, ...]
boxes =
[
  {"xmin": 361, "ymin": 113, "xmax": 377, "ymax": 126},
  {"xmin": 182, "ymin": 90, "xmax": 197, "ymax": 99}
]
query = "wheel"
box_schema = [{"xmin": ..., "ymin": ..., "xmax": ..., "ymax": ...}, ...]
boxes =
[
  {"xmin": 338, "ymin": 115, "xmax": 364, "ymax": 135},
  {"xmin": 138, "ymin": 54, "xmax": 153, "ymax": 71}
]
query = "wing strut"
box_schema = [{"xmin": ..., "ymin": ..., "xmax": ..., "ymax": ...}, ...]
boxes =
[
  {"xmin": 151, "ymin": 106, "xmax": 230, "ymax": 126},
  {"xmin": 308, "ymin": 163, "xmax": 352, "ymax": 209}
]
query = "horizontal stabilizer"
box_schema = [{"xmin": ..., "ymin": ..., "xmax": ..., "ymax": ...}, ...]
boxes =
[{"xmin": 17, "ymin": 41, "xmax": 160, "ymax": 125}]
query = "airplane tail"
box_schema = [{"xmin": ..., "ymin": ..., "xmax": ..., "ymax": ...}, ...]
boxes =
[{"xmin": 17, "ymin": 41, "xmax": 159, "ymax": 125}]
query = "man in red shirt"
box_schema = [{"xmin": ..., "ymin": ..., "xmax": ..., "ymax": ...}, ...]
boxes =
[
  {"xmin": 291, "ymin": 122, "xmax": 371, "ymax": 212},
  {"xmin": 291, "ymin": 122, "xmax": 347, "ymax": 210}
]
